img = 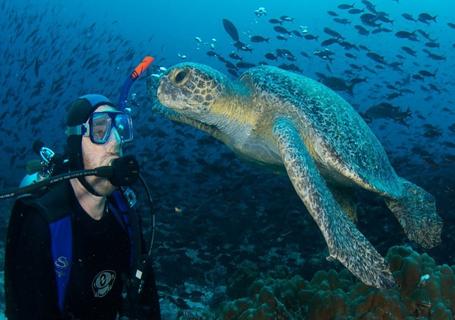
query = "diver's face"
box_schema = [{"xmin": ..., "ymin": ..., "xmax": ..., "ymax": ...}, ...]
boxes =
[{"xmin": 81, "ymin": 105, "xmax": 123, "ymax": 196}]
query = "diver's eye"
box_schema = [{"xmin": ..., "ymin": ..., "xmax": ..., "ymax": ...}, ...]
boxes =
[{"xmin": 174, "ymin": 69, "xmax": 189, "ymax": 85}]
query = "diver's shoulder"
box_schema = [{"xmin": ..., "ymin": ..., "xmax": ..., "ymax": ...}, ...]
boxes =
[{"xmin": 14, "ymin": 181, "xmax": 74, "ymax": 221}]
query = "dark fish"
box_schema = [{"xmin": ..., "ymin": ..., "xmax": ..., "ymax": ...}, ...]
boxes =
[
  {"xmin": 269, "ymin": 18, "xmax": 282, "ymax": 25},
  {"xmin": 366, "ymin": 51, "xmax": 386, "ymax": 64},
  {"xmin": 422, "ymin": 124, "xmax": 442, "ymax": 138},
  {"xmin": 443, "ymin": 154, "xmax": 455, "ymax": 163},
  {"xmin": 224, "ymin": 60, "xmax": 237, "ymax": 69},
  {"xmin": 355, "ymin": 25, "xmax": 370, "ymax": 36},
  {"xmin": 372, "ymin": 27, "xmax": 392, "ymax": 34},
  {"xmin": 337, "ymin": 3, "xmax": 355, "ymax": 9},
  {"xmin": 285, "ymin": 54, "xmax": 297, "ymax": 62},
  {"xmin": 425, "ymin": 41, "xmax": 439, "ymax": 48},
  {"xmin": 233, "ymin": 41, "xmax": 252, "ymax": 52},
  {"xmin": 217, "ymin": 55, "xmax": 227, "ymax": 63},
  {"xmin": 274, "ymin": 26, "xmax": 291, "ymax": 34},
  {"xmin": 304, "ymin": 34, "xmax": 319, "ymax": 40},
  {"xmin": 428, "ymin": 83, "xmax": 441, "ymax": 93},
  {"xmin": 206, "ymin": 50, "xmax": 217, "ymax": 57},
  {"xmin": 300, "ymin": 51, "xmax": 310, "ymax": 58},
  {"xmin": 443, "ymin": 141, "xmax": 455, "ymax": 148},
  {"xmin": 395, "ymin": 31, "xmax": 418, "ymax": 41},
  {"xmin": 348, "ymin": 8, "xmax": 364, "ymax": 14},
  {"xmin": 448, "ymin": 22, "xmax": 455, "ymax": 29},
  {"xmin": 402, "ymin": 13, "xmax": 416, "ymax": 22},
  {"xmin": 323, "ymin": 27, "xmax": 344, "ymax": 39},
  {"xmin": 229, "ymin": 52, "xmax": 242, "ymax": 60},
  {"xmin": 401, "ymin": 46, "xmax": 416, "ymax": 56},
  {"xmin": 363, "ymin": 66, "xmax": 377, "ymax": 74},
  {"xmin": 361, "ymin": 102, "xmax": 411, "ymax": 125},
  {"xmin": 338, "ymin": 40, "xmax": 358, "ymax": 50},
  {"xmin": 418, "ymin": 70, "xmax": 436, "ymax": 77},
  {"xmin": 327, "ymin": 11, "xmax": 338, "ymax": 17},
  {"xmin": 31, "ymin": 80, "xmax": 45, "ymax": 96},
  {"xmin": 360, "ymin": 13, "xmax": 381, "ymax": 27},
  {"xmin": 227, "ymin": 69, "xmax": 238, "ymax": 77},
  {"xmin": 418, "ymin": 13, "xmax": 437, "ymax": 24},
  {"xmin": 361, "ymin": 0, "xmax": 377, "ymax": 14},
  {"xmin": 386, "ymin": 92, "xmax": 403, "ymax": 100},
  {"xmin": 334, "ymin": 18, "xmax": 351, "ymax": 24},
  {"xmin": 291, "ymin": 30, "xmax": 303, "ymax": 38},
  {"xmin": 278, "ymin": 63, "xmax": 302, "ymax": 73},
  {"xmin": 250, "ymin": 35, "xmax": 269, "ymax": 43},
  {"xmin": 376, "ymin": 12, "xmax": 393, "ymax": 24},
  {"xmin": 316, "ymin": 73, "xmax": 357, "ymax": 94},
  {"xmin": 345, "ymin": 53, "xmax": 357, "ymax": 59},
  {"xmin": 314, "ymin": 49, "xmax": 335, "ymax": 63},
  {"xmin": 222, "ymin": 19, "xmax": 239, "ymax": 42},
  {"xmin": 349, "ymin": 63, "xmax": 362, "ymax": 70},
  {"xmin": 321, "ymin": 38, "xmax": 339, "ymax": 46},
  {"xmin": 351, "ymin": 77, "xmax": 367, "ymax": 85},
  {"xmin": 275, "ymin": 49, "xmax": 295, "ymax": 61},
  {"xmin": 416, "ymin": 29, "xmax": 433, "ymax": 41},
  {"xmin": 423, "ymin": 49, "xmax": 446, "ymax": 61},
  {"xmin": 264, "ymin": 52, "xmax": 277, "ymax": 60},
  {"xmin": 236, "ymin": 61, "xmax": 256, "ymax": 69},
  {"xmin": 276, "ymin": 48, "xmax": 295, "ymax": 59},
  {"xmin": 276, "ymin": 35, "xmax": 288, "ymax": 41},
  {"xmin": 389, "ymin": 61, "xmax": 403, "ymax": 71}
]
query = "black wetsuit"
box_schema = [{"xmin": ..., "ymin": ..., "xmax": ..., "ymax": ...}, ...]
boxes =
[{"xmin": 4, "ymin": 181, "xmax": 161, "ymax": 320}]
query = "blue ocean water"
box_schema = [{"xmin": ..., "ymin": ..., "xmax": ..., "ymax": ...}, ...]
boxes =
[{"xmin": 0, "ymin": 0, "xmax": 454, "ymax": 318}]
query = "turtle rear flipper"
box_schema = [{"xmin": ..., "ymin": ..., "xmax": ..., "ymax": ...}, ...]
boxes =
[
  {"xmin": 273, "ymin": 118, "xmax": 395, "ymax": 289},
  {"xmin": 385, "ymin": 179, "xmax": 443, "ymax": 249}
]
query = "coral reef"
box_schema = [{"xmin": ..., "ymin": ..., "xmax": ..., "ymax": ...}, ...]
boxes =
[{"xmin": 216, "ymin": 245, "xmax": 455, "ymax": 319}]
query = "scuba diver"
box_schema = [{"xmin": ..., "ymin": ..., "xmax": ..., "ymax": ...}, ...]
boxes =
[{"xmin": 4, "ymin": 57, "xmax": 161, "ymax": 319}]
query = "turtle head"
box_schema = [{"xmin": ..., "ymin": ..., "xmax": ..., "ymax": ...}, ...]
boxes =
[{"xmin": 157, "ymin": 62, "xmax": 225, "ymax": 117}]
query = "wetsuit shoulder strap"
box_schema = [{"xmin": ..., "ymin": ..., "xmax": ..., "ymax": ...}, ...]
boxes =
[{"xmin": 110, "ymin": 188, "xmax": 142, "ymax": 272}]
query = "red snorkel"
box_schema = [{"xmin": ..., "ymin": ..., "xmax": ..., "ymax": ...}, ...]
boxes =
[{"xmin": 118, "ymin": 55, "xmax": 155, "ymax": 111}]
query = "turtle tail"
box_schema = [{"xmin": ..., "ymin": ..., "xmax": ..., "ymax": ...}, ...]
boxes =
[{"xmin": 384, "ymin": 178, "xmax": 443, "ymax": 249}]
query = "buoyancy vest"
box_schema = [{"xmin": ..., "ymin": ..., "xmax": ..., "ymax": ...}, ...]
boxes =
[{"xmin": 6, "ymin": 181, "xmax": 142, "ymax": 315}]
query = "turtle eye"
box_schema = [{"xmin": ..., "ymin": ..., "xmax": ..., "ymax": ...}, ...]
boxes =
[{"xmin": 174, "ymin": 69, "xmax": 189, "ymax": 86}]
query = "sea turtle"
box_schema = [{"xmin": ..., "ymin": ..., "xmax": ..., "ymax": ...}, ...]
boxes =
[{"xmin": 151, "ymin": 62, "xmax": 443, "ymax": 288}]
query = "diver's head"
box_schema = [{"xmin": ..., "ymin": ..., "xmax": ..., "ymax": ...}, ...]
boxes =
[{"xmin": 65, "ymin": 94, "xmax": 132, "ymax": 196}]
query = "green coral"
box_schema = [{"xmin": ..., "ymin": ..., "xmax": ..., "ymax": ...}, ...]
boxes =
[{"xmin": 214, "ymin": 246, "xmax": 455, "ymax": 319}]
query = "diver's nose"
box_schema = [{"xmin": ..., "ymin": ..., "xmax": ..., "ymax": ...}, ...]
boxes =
[{"xmin": 106, "ymin": 126, "xmax": 122, "ymax": 148}]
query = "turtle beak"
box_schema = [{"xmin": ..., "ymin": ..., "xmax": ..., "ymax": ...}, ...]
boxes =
[{"xmin": 157, "ymin": 75, "xmax": 175, "ymax": 106}]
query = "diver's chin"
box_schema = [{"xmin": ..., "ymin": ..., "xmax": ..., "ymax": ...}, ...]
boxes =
[
  {"xmin": 86, "ymin": 176, "xmax": 117, "ymax": 196},
  {"xmin": 96, "ymin": 179, "xmax": 117, "ymax": 196}
]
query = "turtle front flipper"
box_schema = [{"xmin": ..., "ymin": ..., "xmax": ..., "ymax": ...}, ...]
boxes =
[{"xmin": 272, "ymin": 118, "xmax": 395, "ymax": 289}]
